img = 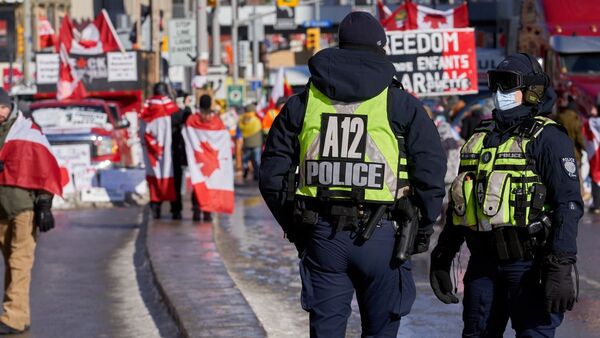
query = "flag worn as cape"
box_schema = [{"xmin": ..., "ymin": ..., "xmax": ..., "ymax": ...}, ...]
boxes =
[
  {"xmin": 182, "ymin": 113, "xmax": 234, "ymax": 214},
  {"xmin": 0, "ymin": 113, "xmax": 63, "ymax": 196},
  {"xmin": 141, "ymin": 95, "xmax": 179, "ymax": 202},
  {"xmin": 584, "ymin": 117, "xmax": 600, "ymax": 183}
]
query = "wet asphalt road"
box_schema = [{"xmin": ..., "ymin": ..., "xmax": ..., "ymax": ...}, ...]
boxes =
[
  {"xmin": 1, "ymin": 207, "xmax": 180, "ymax": 338},
  {"xmin": 216, "ymin": 183, "xmax": 600, "ymax": 338}
]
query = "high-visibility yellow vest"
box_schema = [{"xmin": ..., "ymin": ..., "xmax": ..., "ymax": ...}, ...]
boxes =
[
  {"xmin": 451, "ymin": 116, "xmax": 553, "ymax": 230},
  {"xmin": 295, "ymin": 83, "xmax": 409, "ymax": 203}
]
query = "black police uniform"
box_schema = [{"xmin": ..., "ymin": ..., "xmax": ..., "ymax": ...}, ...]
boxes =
[
  {"xmin": 430, "ymin": 54, "xmax": 582, "ymax": 337},
  {"xmin": 259, "ymin": 12, "xmax": 446, "ymax": 338}
]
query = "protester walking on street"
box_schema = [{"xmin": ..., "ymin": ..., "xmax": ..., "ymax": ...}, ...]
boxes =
[
  {"xmin": 183, "ymin": 95, "xmax": 235, "ymax": 221},
  {"xmin": 259, "ymin": 12, "xmax": 446, "ymax": 338},
  {"xmin": 431, "ymin": 53, "xmax": 581, "ymax": 337},
  {"xmin": 584, "ymin": 105, "xmax": 600, "ymax": 213},
  {"xmin": 262, "ymin": 97, "xmax": 286, "ymax": 136},
  {"xmin": 239, "ymin": 104, "xmax": 262, "ymax": 181},
  {"xmin": 170, "ymin": 91, "xmax": 192, "ymax": 220},
  {"xmin": 141, "ymin": 82, "xmax": 181, "ymax": 219},
  {"xmin": 0, "ymin": 89, "xmax": 62, "ymax": 334}
]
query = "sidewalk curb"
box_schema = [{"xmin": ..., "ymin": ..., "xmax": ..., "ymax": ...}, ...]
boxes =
[
  {"xmin": 140, "ymin": 205, "xmax": 190, "ymax": 338},
  {"xmin": 143, "ymin": 207, "xmax": 266, "ymax": 338}
]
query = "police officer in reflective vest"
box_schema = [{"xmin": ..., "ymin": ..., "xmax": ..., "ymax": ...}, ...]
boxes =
[
  {"xmin": 430, "ymin": 53, "xmax": 582, "ymax": 337},
  {"xmin": 259, "ymin": 12, "xmax": 446, "ymax": 338}
]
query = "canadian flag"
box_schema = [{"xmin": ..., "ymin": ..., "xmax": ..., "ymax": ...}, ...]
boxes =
[
  {"xmin": 584, "ymin": 117, "xmax": 600, "ymax": 183},
  {"xmin": 38, "ymin": 16, "xmax": 56, "ymax": 49},
  {"xmin": 406, "ymin": 1, "xmax": 469, "ymax": 30},
  {"xmin": 182, "ymin": 114, "xmax": 235, "ymax": 214},
  {"xmin": 380, "ymin": 2, "xmax": 409, "ymax": 31},
  {"xmin": 71, "ymin": 9, "xmax": 124, "ymax": 55},
  {"xmin": 269, "ymin": 68, "xmax": 293, "ymax": 110},
  {"xmin": 0, "ymin": 114, "xmax": 63, "ymax": 197},
  {"xmin": 140, "ymin": 96, "xmax": 180, "ymax": 202},
  {"xmin": 56, "ymin": 10, "xmax": 124, "ymax": 100},
  {"xmin": 57, "ymin": 15, "xmax": 87, "ymax": 101}
]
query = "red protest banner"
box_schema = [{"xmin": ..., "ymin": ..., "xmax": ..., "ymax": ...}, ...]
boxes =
[{"xmin": 386, "ymin": 28, "xmax": 478, "ymax": 97}]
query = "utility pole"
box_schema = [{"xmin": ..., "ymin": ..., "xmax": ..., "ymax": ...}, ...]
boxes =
[
  {"xmin": 23, "ymin": 0, "xmax": 32, "ymax": 84},
  {"xmin": 211, "ymin": 0, "xmax": 221, "ymax": 66},
  {"xmin": 151, "ymin": 0, "xmax": 161, "ymax": 82},
  {"xmin": 315, "ymin": 0, "xmax": 320, "ymax": 21},
  {"xmin": 197, "ymin": 0, "xmax": 209, "ymax": 60},
  {"xmin": 232, "ymin": 0, "xmax": 239, "ymax": 82},
  {"xmin": 251, "ymin": 6, "xmax": 259, "ymax": 79}
]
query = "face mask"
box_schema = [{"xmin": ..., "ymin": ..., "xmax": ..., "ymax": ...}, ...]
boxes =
[{"xmin": 493, "ymin": 89, "xmax": 522, "ymax": 111}]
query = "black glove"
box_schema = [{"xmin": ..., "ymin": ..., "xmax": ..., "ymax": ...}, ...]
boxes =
[
  {"xmin": 413, "ymin": 228, "xmax": 433, "ymax": 255},
  {"xmin": 430, "ymin": 245, "xmax": 459, "ymax": 304},
  {"xmin": 34, "ymin": 197, "xmax": 55, "ymax": 232},
  {"xmin": 541, "ymin": 255, "xmax": 575, "ymax": 313}
]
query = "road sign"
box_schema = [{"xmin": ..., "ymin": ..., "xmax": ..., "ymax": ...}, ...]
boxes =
[
  {"xmin": 168, "ymin": 19, "xmax": 197, "ymax": 67},
  {"xmin": 277, "ymin": 0, "xmax": 299, "ymax": 7},
  {"xmin": 302, "ymin": 20, "xmax": 333, "ymax": 28},
  {"xmin": 275, "ymin": 6, "xmax": 296, "ymax": 30},
  {"xmin": 227, "ymin": 84, "xmax": 244, "ymax": 107}
]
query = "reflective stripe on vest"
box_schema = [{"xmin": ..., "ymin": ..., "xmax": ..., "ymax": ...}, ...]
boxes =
[
  {"xmin": 295, "ymin": 84, "xmax": 408, "ymax": 203},
  {"xmin": 451, "ymin": 116, "xmax": 553, "ymax": 231}
]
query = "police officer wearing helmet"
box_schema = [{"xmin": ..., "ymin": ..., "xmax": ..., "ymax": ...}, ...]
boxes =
[
  {"xmin": 430, "ymin": 53, "xmax": 581, "ymax": 337},
  {"xmin": 259, "ymin": 12, "xmax": 446, "ymax": 338}
]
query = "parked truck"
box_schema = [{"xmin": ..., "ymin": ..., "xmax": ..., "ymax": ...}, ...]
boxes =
[{"xmin": 519, "ymin": 0, "xmax": 600, "ymax": 115}]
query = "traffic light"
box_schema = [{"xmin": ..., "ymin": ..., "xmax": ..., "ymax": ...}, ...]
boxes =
[
  {"xmin": 16, "ymin": 25, "xmax": 24, "ymax": 58},
  {"xmin": 208, "ymin": 0, "xmax": 217, "ymax": 7},
  {"xmin": 277, "ymin": 0, "xmax": 299, "ymax": 7},
  {"xmin": 306, "ymin": 27, "xmax": 320, "ymax": 51}
]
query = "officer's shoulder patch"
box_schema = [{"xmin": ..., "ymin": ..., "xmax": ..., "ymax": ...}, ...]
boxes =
[{"xmin": 561, "ymin": 157, "xmax": 578, "ymax": 180}]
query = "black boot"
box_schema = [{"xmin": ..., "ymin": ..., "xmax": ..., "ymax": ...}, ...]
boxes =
[
  {"xmin": 151, "ymin": 204, "xmax": 161, "ymax": 219},
  {"xmin": 172, "ymin": 211, "xmax": 182, "ymax": 220},
  {"xmin": 203, "ymin": 212, "xmax": 213, "ymax": 222},
  {"xmin": 192, "ymin": 211, "xmax": 201, "ymax": 222}
]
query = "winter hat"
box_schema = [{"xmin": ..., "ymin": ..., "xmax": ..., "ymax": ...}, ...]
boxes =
[
  {"xmin": 0, "ymin": 88, "xmax": 11, "ymax": 107},
  {"xmin": 199, "ymin": 94, "xmax": 212, "ymax": 111},
  {"xmin": 338, "ymin": 12, "xmax": 387, "ymax": 53}
]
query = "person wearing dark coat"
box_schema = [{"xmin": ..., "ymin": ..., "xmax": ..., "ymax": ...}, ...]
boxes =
[
  {"xmin": 430, "ymin": 53, "xmax": 582, "ymax": 337},
  {"xmin": 259, "ymin": 12, "xmax": 446, "ymax": 338}
]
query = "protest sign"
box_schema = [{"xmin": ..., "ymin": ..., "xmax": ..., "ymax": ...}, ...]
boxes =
[{"xmin": 386, "ymin": 28, "xmax": 478, "ymax": 96}]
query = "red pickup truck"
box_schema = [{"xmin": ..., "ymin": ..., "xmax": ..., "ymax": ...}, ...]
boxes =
[{"xmin": 30, "ymin": 99, "xmax": 134, "ymax": 168}]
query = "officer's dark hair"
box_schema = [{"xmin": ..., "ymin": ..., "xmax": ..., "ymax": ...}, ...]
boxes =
[{"xmin": 153, "ymin": 82, "xmax": 170, "ymax": 97}]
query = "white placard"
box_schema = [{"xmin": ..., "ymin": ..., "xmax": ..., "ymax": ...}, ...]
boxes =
[
  {"xmin": 51, "ymin": 144, "xmax": 95, "ymax": 195},
  {"xmin": 35, "ymin": 53, "xmax": 59, "ymax": 84},
  {"xmin": 107, "ymin": 52, "xmax": 138, "ymax": 82}
]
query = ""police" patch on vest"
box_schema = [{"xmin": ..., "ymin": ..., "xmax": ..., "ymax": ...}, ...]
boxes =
[
  {"xmin": 305, "ymin": 160, "xmax": 385, "ymax": 188},
  {"xmin": 304, "ymin": 113, "xmax": 384, "ymax": 189}
]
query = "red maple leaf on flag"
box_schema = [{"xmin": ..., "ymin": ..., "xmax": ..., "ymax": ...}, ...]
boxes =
[
  {"xmin": 423, "ymin": 14, "xmax": 447, "ymax": 29},
  {"xmin": 194, "ymin": 141, "xmax": 220, "ymax": 177},
  {"xmin": 144, "ymin": 133, "xmax": 164, "ymax": 167}
]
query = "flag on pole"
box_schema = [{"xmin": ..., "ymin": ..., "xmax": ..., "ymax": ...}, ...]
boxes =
[
  {"xmin": 56, "ymin": 15, "xmax": 87, "ymax": 100},
  {"xmin": 182, "ymin": 114, "xmax": 235, "ymax": 214},
  {"xmin": 381, "ymin": 3, "xmax": 410, "ymax": 31},
  {"xmin": 38, "ymin": 16, "xmax": 56, "ymax": 49},
  {"xmin": 406, "ymin": 1, "xmax": 469, "ymax": 29},
  {"xmin": 140, "ymin": 95, "xmax": 180, "ymax": 202},
  {"xmin": 70, "ymin": 9, "xmax": 125, "ymax": 54},
  {"xmin": 0, "ymin": 113, "xmax": 63, "ymax": 197},
  {"xmin": 377, "ymin": 0, "xmax": 393, "ymax": 22}
]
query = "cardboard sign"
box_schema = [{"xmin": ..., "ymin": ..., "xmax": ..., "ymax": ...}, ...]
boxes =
[{"xmin": 386, "ymin": 28, "xmax": 478, "ymax": 97}]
